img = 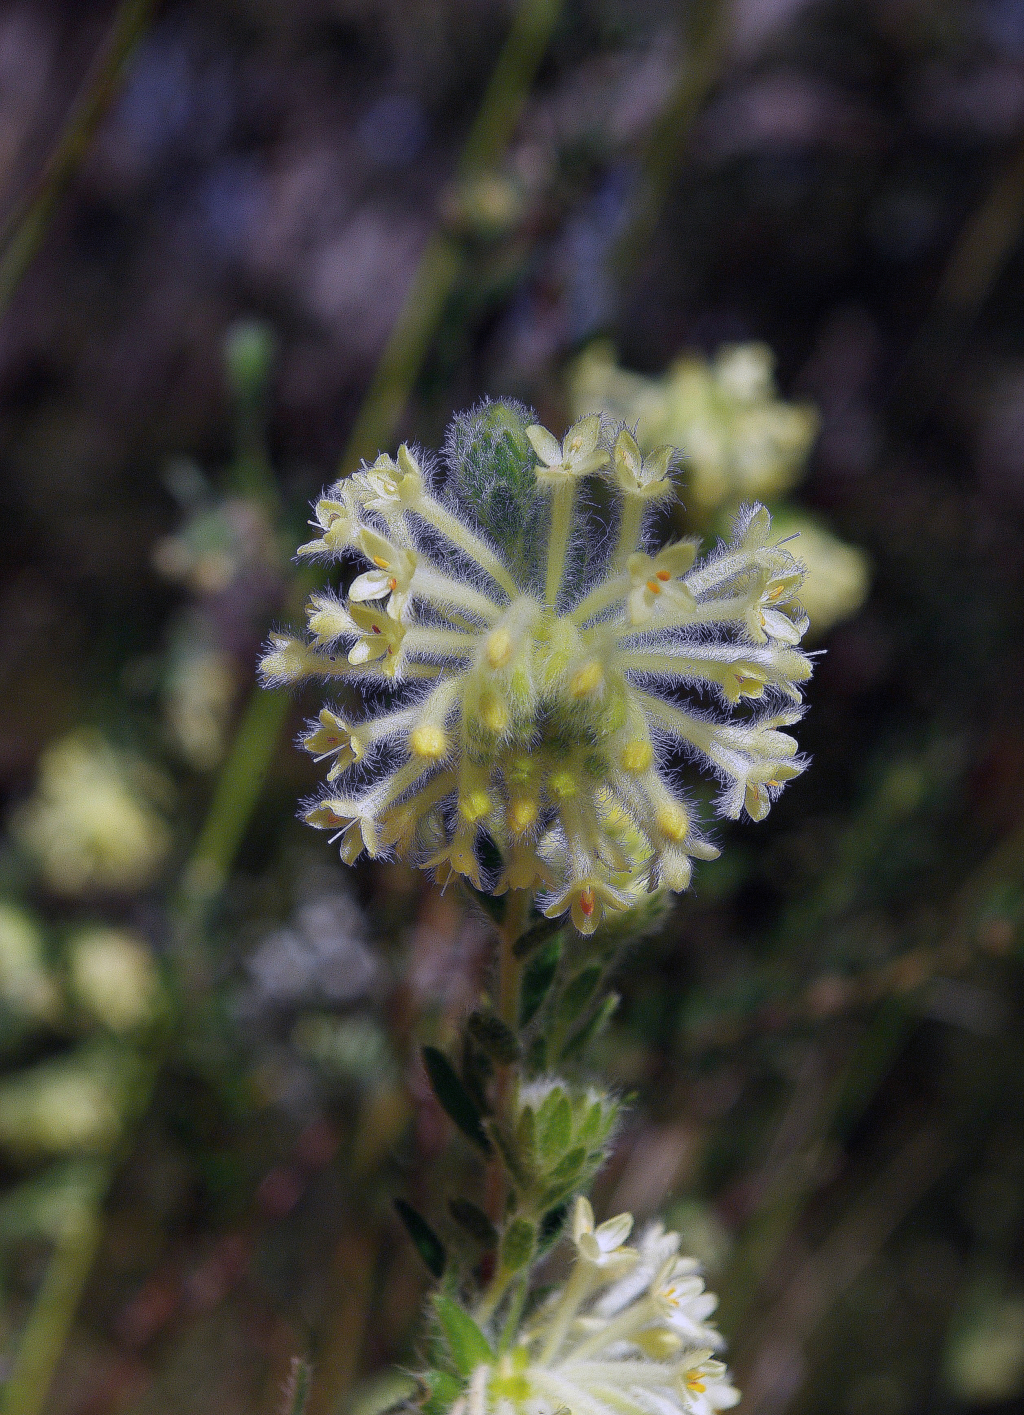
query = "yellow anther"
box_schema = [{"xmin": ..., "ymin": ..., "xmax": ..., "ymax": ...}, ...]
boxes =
[
  {"xmin": 621, "ymin": 740, "xmax": 653, "ymax": 773},
  {"xmin": 459, "ymin": 790, "xmax": 491, "ymax": 823},
  {"xmin": 570, "ymin": 659, "xmax": 603, "ymax": 698},
  {"xmin": 656, "ymin": 801, "xmax": 689, "ymax": 842},
  {"xmin": 409, "ymin": 725, "xmax": 448, "ymax": 759},
  {"xmin": 485, "ymin": 629, "xmax": 513, "ymax": 668},
  {"xmin": 371, "ymin": 555, "xmax": 390, "ymax": 570},
  {"xmin": 685, "ymin": 1375, "xmax": 707, "ymax": 1394},
  {"xmin": 479, "ymin": 691, "xmax": 508, "ymax": 734},
  {"xmin": 508, "ymin": 798, "xmax": 538, "ymax": 833}
]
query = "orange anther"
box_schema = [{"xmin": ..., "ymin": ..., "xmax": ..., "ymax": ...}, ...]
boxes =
[
  {"xmin": 646, "ymin": 579, "xmax": 662, "ymax": 594},
  {"xmin": 656, "ymin": 569, "xmax": 671, "ymax": 581},
  {"xmin": 580, "ymin": 887, "xmax": 595, "ymax": 917}
]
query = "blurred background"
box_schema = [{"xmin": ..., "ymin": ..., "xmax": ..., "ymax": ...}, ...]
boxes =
[{"xmin": 0, "ymin": 0, "xmax": 1024, "ymax": 1412}]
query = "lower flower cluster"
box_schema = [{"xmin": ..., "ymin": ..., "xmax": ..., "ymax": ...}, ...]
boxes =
[{"xmin": 431, "ymin": 1200, "xmax": 739, "ymax": 1415}]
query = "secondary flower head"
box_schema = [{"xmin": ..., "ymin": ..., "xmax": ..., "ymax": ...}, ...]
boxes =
[
  {"xmin": 430, "ymin": 1199, "xmax": 738, "ymax": 1415},
  {"xmin": 261, "ymin": 400, "xmax": 813, "ymax": 933}
]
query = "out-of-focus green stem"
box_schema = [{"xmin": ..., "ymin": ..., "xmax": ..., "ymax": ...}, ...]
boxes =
[
  {"xmin": 344, "ymin": 0, "xmax": 561, "ymax": 472},
  {"xmin": 0, "ymin": 1167, "xmax": 108, "ymax": 1415},
  {"xmin": 612, "ymin": 0, "xmax": 728, "ymax": 279},
  {"xmin": 0, "ymin": 0, "xmax": 158, "ymax": 314},
  {"xmin": 180, "ymin": 0, "xmax": 565, "ymax": 918}
]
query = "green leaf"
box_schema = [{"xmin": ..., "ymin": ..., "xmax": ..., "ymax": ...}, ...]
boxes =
[
  {"xmin": 545, "ymin": 1145, "xmax": 586, "ymax": 1191},
  {"xmin": 434, "ymin": 1295, "xmax": 495, "ymax": 1375},
  {"xmin": 538, "ymin": 1091, "xmax": 572, "ymax": 1162},
  {"xmin": 422, "ymin": 1046, "xmax": 492, "ymax": 1153},
  {"xmin": 538, "ymin": 1201, "xmax": 569, "ymax": 1252},
  {"xmin": 422, "ymin": 1370, "xmax": 464, "ymax": 1415},
  {"xmin": 500, "ymin": 1217, "xmax": 537, "ymax": 1273},
  {"xmin": 519, "ymin": 935, "xmax": 562, "ymax": 1028},
  {"xmin": 577, "ymin": 1099, "xmax": 611, "ymax": 1148},
  {"xmin": 512, "ymin": 917, "xmax": 563, "ymax": 961},
  {"xmin": 557, "ymin": 965, "xmax": 602, "ymax": 1020},
  {"xmin": 515, "ymin": 1104, "xmax": 536, "ymax": 1160},
  {"xmin": 394, "ymin": 1198, "xmax": 447, "ymax": 1279},
  {"xmin": 559, "ymin": 992, "xmax": 620, "ymax": 1063},
  {"xmin": 448, "ymin": 1198, "xmax": 498, "ymax": 1248},
  {"xmin": 467, "ymin": 1011, "xmax": 521, "ymax": 1064}
]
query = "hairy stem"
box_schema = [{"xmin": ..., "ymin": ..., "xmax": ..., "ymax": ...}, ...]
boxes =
[{"xmin": 545, "ymin": 481, "xmax": 576, "ymax": 609}]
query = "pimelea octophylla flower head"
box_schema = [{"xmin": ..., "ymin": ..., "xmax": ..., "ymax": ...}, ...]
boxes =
[{"xmin": 260, "ymin": 400, "xmax": 812, "ymax": 934}]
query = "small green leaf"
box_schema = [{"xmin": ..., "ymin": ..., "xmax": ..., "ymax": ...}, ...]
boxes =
[
  {"xmin": 394, "ymin": 1198, "xmax": 446, "ymax": 1279},
  {"xmin": 546, "ymin": 1145, "xmax": 586, "ymax": 1189},
  {"xmin": 577, "ymin": 1099, "xmax": 611, "ymax": 1147},
  {"xmin": 520, "ymin": 936, "xmax": 562, "ymax": 1027},
  {"xmin": 538, "ymin": 1201, "xmax": 569, "ymax": 1252},
  {"xmin": 512, "ymin": 917, "xmax": 563, "ymax": 960},
  {"xmin": 435, "ymin": 1295, "xmax": 495, "ymax": 1375},
  {"xmin": 448, "ymin": 1198, "xmax": 498, "ymax": 1248},
  {"xmin": 422, "ymin": 1370, "xmax": 464, "ymax": 1415},
  {"xmin": 515, "ymin": 1103, "xmax": 536, "ymax": 1159},
  {"xmin": 500, "ymin": 1217, "xmax": 536, "ymax": 1273},
  {"xmin": 538, "ymin": 1092, "xmax": 572, "ymax": 1162},
  {"xmin": 490, "ymin": 1122, "xmax": 528, "ymax": 1185},
  {"xmin": 422, "ymin": 1046, "xmax": 492, "ymax": 1153},
  {"xmin": 467, "ymin": 1011, "xmax": 521, "ymax": 1065},
  {"xmin": 557, "ymin": 965, "xmax": 602, "ymax": 1020},
  {"xmin": 559, "ymin": 992, "xmax": 620, "ymax": 1063}
]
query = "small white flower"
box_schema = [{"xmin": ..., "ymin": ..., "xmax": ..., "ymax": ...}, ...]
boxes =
[
  {"xmin": 433, "ymin": 1207, "xmax": 737, "ymax": 1415},
  {"xmin": 571, "ymin": 1197, "xmax": 639, "ymax": 1271},
  {"xmin": 528, "ymin": 415, "xmax": 610, "ymax": 483}
]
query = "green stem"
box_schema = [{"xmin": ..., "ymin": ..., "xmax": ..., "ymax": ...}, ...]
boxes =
[
  {"xmin": 611, "ymin": 0, "xmax": 727, "ymax": 281},
  {"xmin": 544, "ymin": 481, "xmax": 576, "ymax": 609},
  {"xmin": 0, "ymin": 0, "xmax": 157, "ymax": 313},
  {"xmin": 0, "ymin": 1168, "xmax": 108, "ymax": 1415}
]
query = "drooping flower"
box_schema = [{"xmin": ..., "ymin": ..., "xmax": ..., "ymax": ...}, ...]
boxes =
[
  {"xmin": 261, "ymin": 400, "xmax": 813, "ymax": 933},
  {"xmin": 432, "ymin": 1199, "xmax": 738, "ymax": 1415}
]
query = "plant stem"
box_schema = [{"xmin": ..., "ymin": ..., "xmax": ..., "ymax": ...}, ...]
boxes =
[
  {"xmin": 0, "ymin": 1167, "xmax": 108, "ymax": 1415},
  {"xmin": 0, "ymin": 0, "xmax": 157, "ymax": 314},
  {"xmin": 611, "ymin": 0, "xmax": 727, "ymax": 281}
]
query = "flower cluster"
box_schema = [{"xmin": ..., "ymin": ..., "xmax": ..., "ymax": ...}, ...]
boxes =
[
  {"xmin": 261, "ymin": 402, "xmax": 813, "ymax": 934},
  {"xmin": 569, "ymin": 342, "xmax": 818, "ymax": 522},
  {"xmin": 436, "ymin": 1199, "xmax": 738, "ymax": 1415}
]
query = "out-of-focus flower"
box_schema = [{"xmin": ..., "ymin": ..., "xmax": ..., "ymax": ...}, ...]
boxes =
[
  {"xmin": 262, "ymin": 402, "xmax": 813, "ymax": 934},
  {"xmin": 569, "ymin": 341, "xmax": 818, "ymax": 521},
  {"xmin": 0, "ymin": 902, "xmax": 59, "ymax": 1023},
  {"xmin": 768, "ymin": 511, "xmax": 871, "ymax": 638},
  {"xmin": 0, "ymin": 1049, "xmax": 129, "ymax": 1157},
  {"xmin": 240, "ymin": 891, "xmax": 377, "ymax": 1012},
  {"xmin": 67, "ymin": 927, "xmax": 163, "ymax": 1033},
  {"xmin": 164, "ymin": 634, "xmax": 237, "ymax": 769},
  {"xmin": 10, "ymin": 732, "xmax": 173, "ymax": 896}
]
